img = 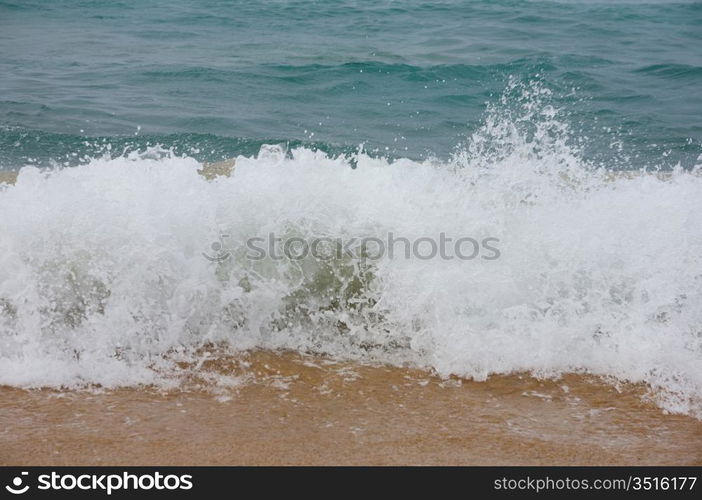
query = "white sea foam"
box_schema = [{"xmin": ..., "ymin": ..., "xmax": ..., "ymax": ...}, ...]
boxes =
[{"xmin": 1, "ymin": 82, "xmax": 700, "ymax": 417}]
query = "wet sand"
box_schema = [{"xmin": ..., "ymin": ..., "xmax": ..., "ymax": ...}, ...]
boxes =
[{"xmin": 1, "ymin": 351, "xmax": 700, "ymax": 465}]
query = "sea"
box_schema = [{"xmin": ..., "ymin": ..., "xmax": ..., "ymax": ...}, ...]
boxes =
[{"xmin": 0, "ymin": 0, "xmax": 701, "ymax": 418}]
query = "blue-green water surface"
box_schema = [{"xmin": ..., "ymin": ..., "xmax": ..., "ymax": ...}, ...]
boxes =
[{"xmin": 1, "ymin": 0, "xmax": 700, "ymax": 168}]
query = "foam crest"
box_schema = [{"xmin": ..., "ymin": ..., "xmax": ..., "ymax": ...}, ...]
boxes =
[{"xmin": 1, "ymin": 82, "xmax": 700, "ymax": 417}]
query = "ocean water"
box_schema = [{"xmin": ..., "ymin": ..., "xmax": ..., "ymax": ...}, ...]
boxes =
[
  {"xmin": 1, "ymin": 0, "xmax": 701, "ymax": 166},
  {"xmin": 1, "ymin": 1, "xmax": 701, "ymax": 416}
]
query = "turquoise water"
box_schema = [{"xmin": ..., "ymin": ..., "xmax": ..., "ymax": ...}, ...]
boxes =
[{"xmin": 1, "ymin": 0, "xmax": 701, "ymax": 168}]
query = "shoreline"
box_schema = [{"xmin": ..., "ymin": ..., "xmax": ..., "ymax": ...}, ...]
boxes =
[{"xmin": 1, "ymin": 351, "xmax": 700, "ymax": 465}]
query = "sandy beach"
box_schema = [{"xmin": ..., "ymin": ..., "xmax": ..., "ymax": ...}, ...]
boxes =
[{"xmin": 1, "ymin": 351, "xmax": 700, "ymax": 466}]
